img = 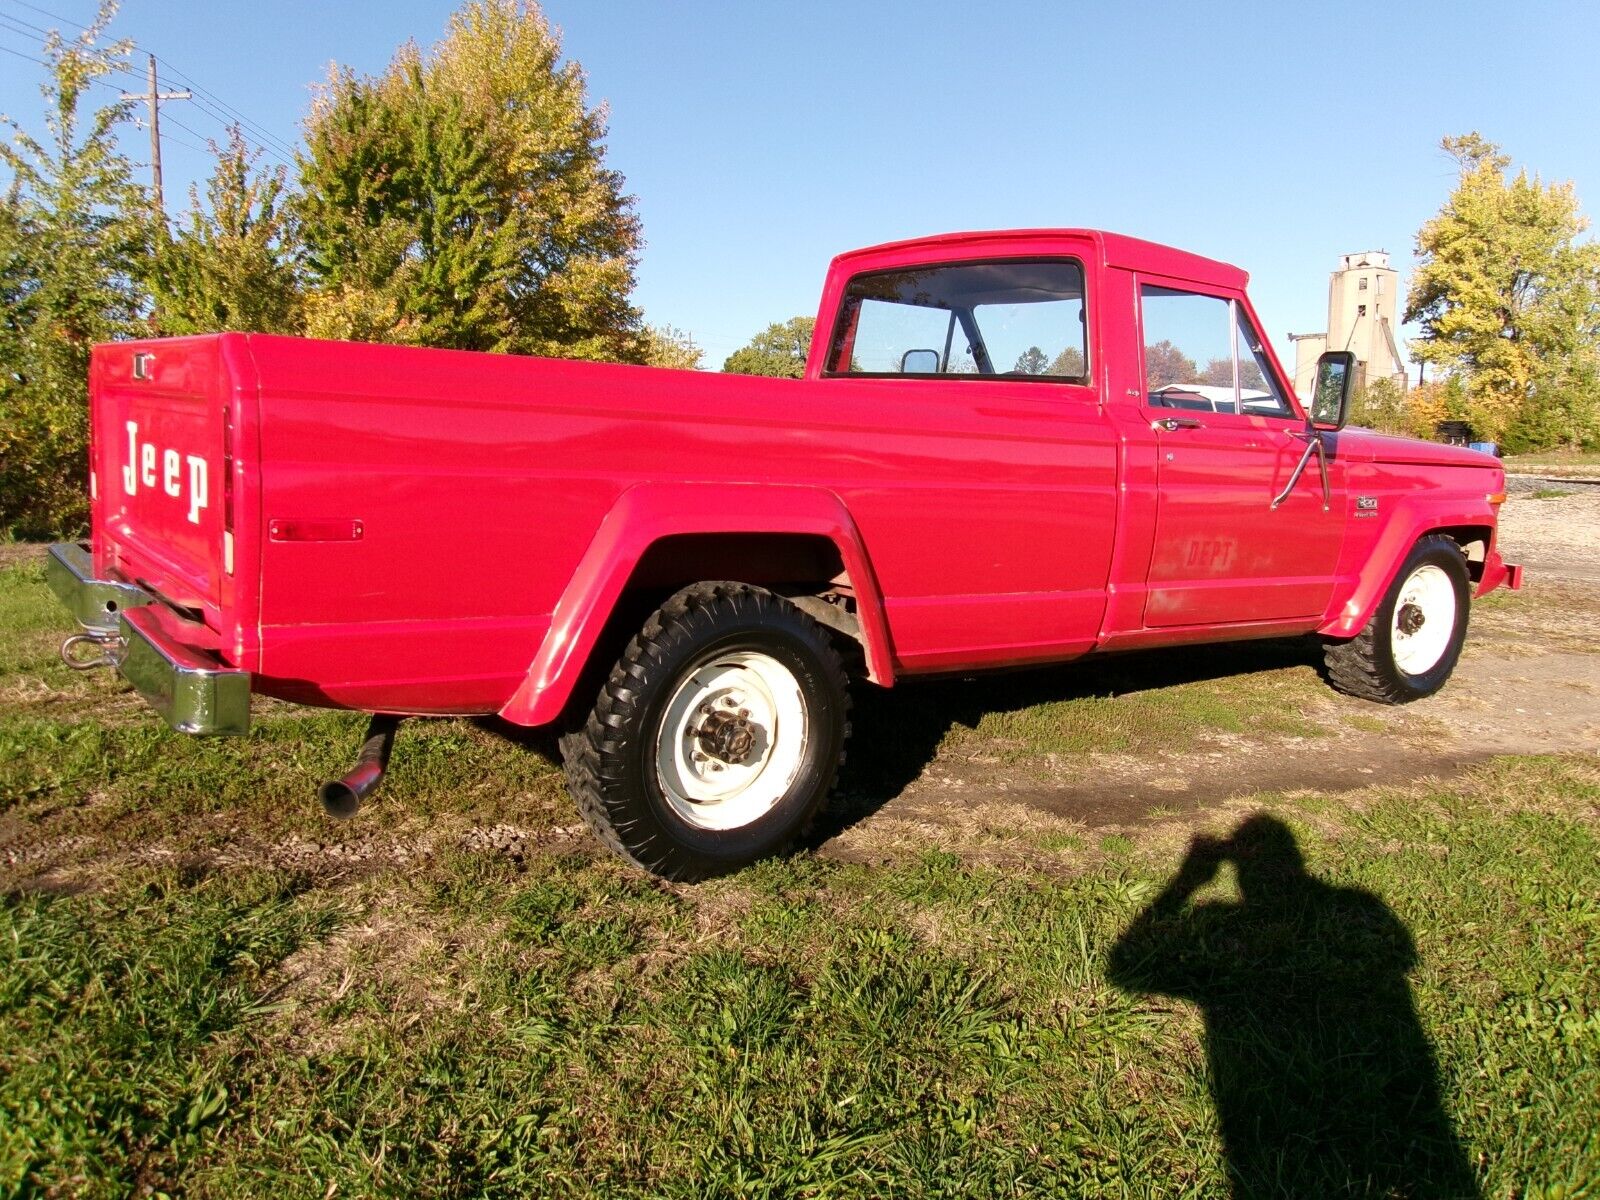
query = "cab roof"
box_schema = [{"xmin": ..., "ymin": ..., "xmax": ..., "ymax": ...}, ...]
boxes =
[{"xmin": 830, "ymin": 228, "xmax": 1249, "ymax": 291}]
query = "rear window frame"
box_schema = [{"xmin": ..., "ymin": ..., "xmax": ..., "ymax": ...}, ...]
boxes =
[{"xmin": 821, "ymin": 255, "xmax": 1092, "ymax": 385}]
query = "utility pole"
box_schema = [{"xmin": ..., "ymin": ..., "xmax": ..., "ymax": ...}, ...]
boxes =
[{"xmin": 121, "ymin": 54, "xmax": 191, "ymax": 220}]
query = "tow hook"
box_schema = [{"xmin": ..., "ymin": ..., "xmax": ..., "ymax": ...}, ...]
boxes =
[
  {"xmin": 60, "ymin": 631, "xmax": 125, "ymax": 671},
  {"xmin": 318, "ymin": 714, "xmax": 401, "ymax": 820}
]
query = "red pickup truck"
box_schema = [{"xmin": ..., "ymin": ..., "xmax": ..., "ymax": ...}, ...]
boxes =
[{"xmin": 48, "ymin": 228, "xmax": 1521, "ymax": 879}]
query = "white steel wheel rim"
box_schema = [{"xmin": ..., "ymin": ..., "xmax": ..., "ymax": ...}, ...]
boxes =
[
  {"xmin": 654, "ymin": 650, "xmax": 810, "ymax": 831},
  {"xmin": 1391, "ymin": 564, "xmax": 1457, "ymax": 676}
]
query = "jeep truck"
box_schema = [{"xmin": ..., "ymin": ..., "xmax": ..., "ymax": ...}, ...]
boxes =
[{"xmin": 47, "ymin": 229, "xmax": 1522, "ymax": 878}]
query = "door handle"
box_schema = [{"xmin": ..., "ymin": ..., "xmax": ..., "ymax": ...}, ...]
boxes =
[{"xmin": 1153, "ymin": 417, "xmax": 1205, "ymax": 431}]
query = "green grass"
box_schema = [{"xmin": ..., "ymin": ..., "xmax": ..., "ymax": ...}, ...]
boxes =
[{"xmin": 2, "ymin": 557, "xmax": 1598, "ymax": 1197}]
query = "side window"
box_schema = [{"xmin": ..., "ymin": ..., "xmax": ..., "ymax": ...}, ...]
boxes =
[
  {"xmin": 1140, "ymin": 286, "xmax": 1296, "ymax": 418},
  {"xmin": 829, "ymin": 258, "xmax": 1088, "ymax": 381},
  {"xmin": 1234, "ymin": 310, "xmax": 1294, "ymax": 418},
  {"xmin": 1140, "ymin": 287, "xmax": 1236, "ymax": 412}
]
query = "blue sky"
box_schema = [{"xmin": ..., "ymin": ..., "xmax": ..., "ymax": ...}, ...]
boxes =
[{"xmin": 3, "ymin": 0, "xmax": 1598, "ymax": 369}]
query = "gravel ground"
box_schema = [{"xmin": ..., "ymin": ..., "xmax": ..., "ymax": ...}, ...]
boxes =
[{"xmin": 1496, "ymin": 491, "xmax": 1600, "ymax": 582}]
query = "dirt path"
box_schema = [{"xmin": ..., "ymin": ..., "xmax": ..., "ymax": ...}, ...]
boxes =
[{"xmin": 817, "ymin": 493, "xmax": 1600, "ymax": 862}]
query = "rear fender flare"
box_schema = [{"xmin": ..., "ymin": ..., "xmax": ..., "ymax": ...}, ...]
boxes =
[
  {"xmin": 498, "ymin": 483, "xmax": 893, "ymax": 726},
  {"xmin": 1320, "ymin": 498, "xmax": 1496, "ymax": 638}
]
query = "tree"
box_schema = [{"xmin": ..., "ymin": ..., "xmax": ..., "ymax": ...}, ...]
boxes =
[
  {"xmin": 1406, "ymin": 132, "xmax": 1600, "ymax": 443},
  {"xmin": 723, "ymin": 317, "xmax": 814, "ymax": 378},
  {"xmin": 151, "ymin": 126, "xmax": 302, "ymax": 335},
  {"xmin": 1198, "ymin": 358, "xmax": 1234, "ymax": 386},
  {"xmin": 638, "ymin": 323, "xmax": 702, "ymax": 370},
  {"xmin": 0, "ymin": 1, "xmax": 150, "ymax": 536},
  {"xmin": 1048, "ymin": 346, "xmax": 1085, "ymax": 378},
  {"xmin": 1349, "ymin": 378, "xmax": 1408, "ymax": 434},
  {"xmin": 297, "ymin": 0, "xmax": 642, "ymax": 359},
  {"xmin": 1013, "ymin": 345, "xmax": 1049, "ymax": 374},
  {"xmin": 1143, "ymin": 340, "xmax": 1197, "ymax": 388}
]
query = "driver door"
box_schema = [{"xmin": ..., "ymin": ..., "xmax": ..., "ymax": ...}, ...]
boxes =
[{"xmin": 1138, "ymin": 281, "xmax": 1346, "ymax": 627}]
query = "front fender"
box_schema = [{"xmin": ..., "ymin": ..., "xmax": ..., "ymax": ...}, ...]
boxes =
[
  {"xmin": 497, "ymin": 482, "xmax": 894, "ymax": 727},
  {"xmin": 1319, "ymin": 496, "xmax": 1497, "ymax": 638}
]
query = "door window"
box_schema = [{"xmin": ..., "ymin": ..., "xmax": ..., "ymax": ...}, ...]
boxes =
[
  {"xmin": 1141, "ymin": 287, "xmax": 1236, "ymax": 412},
  {"xmin": 1141, "ymin": 285, "xmax": 1294, "ymax": 418},
  {"xmin": 1234, "ymin": 310, "xmax": 1293, "ymax": 418}
]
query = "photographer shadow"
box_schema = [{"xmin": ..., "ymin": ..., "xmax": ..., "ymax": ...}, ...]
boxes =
[{"xmin": 1107, "ymin": 815, "xmax": 1479, "ymax": 1199}]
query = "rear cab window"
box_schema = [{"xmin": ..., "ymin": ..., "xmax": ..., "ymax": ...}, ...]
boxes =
[{"xmin": 825, "ymin": 259, "xmax": 1089, "ymax": 382}]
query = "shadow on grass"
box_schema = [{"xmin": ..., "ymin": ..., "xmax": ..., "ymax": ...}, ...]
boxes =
[
  {"xmin": 1108, "ymin": 814, "xmax": 1479, "ymax": 1199},
  {"xmin": 810, "ymin": 636, "xmax": 1326, "ymax": 843}
]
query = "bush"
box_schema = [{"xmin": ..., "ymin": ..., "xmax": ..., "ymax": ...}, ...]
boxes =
[
  {"xmin": 0, "ymin": 372, "xmax": 90, "ymax": 540},
  {"xmin": 1349, "ymin": 379, "xmax": 1408, "ymax": 434}
]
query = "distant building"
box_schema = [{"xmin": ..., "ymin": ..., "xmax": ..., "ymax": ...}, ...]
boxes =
[{"xmin": 1289, "ymin": 251, "xmax": 1410, "ymax": 398}]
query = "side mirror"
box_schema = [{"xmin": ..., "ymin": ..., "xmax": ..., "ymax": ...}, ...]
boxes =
[
  {"xmin": 1310, "ymin": 351, "xmax": 1355, "ymax": 430},
  {"xmin": 899, "ymin": 348, "xmax": 940, "ymax": 374}
]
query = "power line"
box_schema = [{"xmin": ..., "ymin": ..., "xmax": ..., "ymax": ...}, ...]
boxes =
[
  {"xmin": 0, "ymin": 40, "xmax": 147, "ymax": 105},
  {"xmin": 0, "ymin": 38, "xmax": 44, "ymax": 66},
  {"xmin": 180, "ymin": 90, "xmax": 294, "ymax": 164},
  {"xmin": 1, "ymin": 0, "xmax": 88, "ymax": 30},
  {"xmin": 0, "ymin": 0, "xmax": 298, "ymax": 161},
  {"xmin": 0, "ymin": 6, "xmax": 141, "ymax": 82},
  {"xmin": 156, "ymin": 111, "xmax": 217, "ymax": 154},
  {"xmin": 153, "ymin": 57, "xmax": 298, "ymax": 162}
]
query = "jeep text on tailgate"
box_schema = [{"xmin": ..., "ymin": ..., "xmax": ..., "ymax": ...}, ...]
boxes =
[{"xmin": 48, "ymin": 229, "xmax": 1523, "ymax": 879}]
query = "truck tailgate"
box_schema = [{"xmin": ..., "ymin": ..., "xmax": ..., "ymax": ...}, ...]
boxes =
[{"xmin": 90, "ymin": 335, "xmax": 251, "ymax": 631}]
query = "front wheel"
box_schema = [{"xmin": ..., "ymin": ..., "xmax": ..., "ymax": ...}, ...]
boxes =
[
  {"xmin": 560, "ymin": 582, "xmax": 850, "ymax": 880},
  {"xmin": 1323, "ymin": 534, "xmax": 1471, "ymax": 704}
]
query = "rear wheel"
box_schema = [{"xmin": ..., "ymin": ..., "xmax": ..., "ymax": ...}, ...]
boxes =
[
  {"xmin": 1323, "ymin": 534, "xmax": 1471, "ymax": 704},
  {"xmin": 560, "ymin": 582, "xmax": 849, "ymax": 880}
]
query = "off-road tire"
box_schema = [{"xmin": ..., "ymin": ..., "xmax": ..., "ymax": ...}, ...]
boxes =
[
  {"xmin": 1323, "ymin": 534, "xmax": 1471, "ymax": 704},
  {"xmin": 559, "ymin": 582, "xmax": 850, "ymax": 881}
]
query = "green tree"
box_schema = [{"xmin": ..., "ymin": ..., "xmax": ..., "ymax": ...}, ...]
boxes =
[
  {"xmin": 297, "ymin": 0, "xmax": 642, "ymax": 359},
  {"xmin": 1143, "ymin": 340, "xmax": 1197, "ymax": 389},
  {"xmin": 151, "ymin": 126, "xmax": 302, "ymax": 335},
  {"xmin": 638, "ymin": 324, "xmax": 703, "ymax": 370},
  {"xmin": 1406, "ymin": 132, "xmax": 1600, "ymax": 443},
  {"xmin": 1047, "ymin": 345, "xmax": 1085, "ymax": 378},
  {"xmin": 1013, "ymin": 345, "xmax": 1049, "ymax": 374},
  {"xmin": 0, "ymin": 1, "xmax": 150, "ymax": 536},
  {"xmin": 1349, "ymin": 378, "xmax": 1408, "ymax": 434},
  {"xmin": 723, "ymin": 316, "xmax": 814, "ymax": 378}
]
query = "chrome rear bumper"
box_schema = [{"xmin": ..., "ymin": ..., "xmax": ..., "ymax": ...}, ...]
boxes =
[
  {"xmin": 45, "ymin": 542, "xmax": 152, "ymax": 633},
  {"xmin": 46, "ymin": 542, "xmax": 250, "ymax": 735}
]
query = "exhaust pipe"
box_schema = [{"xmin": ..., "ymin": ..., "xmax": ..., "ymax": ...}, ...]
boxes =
[{"xmin": 318, "ymin": 714, "xmax": 400, "ymax": 820}]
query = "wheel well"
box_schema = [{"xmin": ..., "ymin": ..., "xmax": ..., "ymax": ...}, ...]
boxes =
[
  {"xmin": 627, "ymin": 532, "xmax": 847, "ymax": 593},
  {"xmin": 555, "ymin": 534, "xmax": 865, "ymax": 727},
  {"xmin": 1432, "ymin": 524, "xmax": 1492, "ymax": 582}
]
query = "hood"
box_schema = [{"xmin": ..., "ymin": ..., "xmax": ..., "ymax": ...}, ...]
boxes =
[{"xmin": 1333, "ymin": 427, "xmax": 1501, "ymax": 469}]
